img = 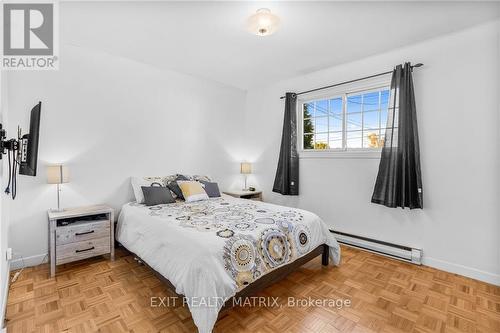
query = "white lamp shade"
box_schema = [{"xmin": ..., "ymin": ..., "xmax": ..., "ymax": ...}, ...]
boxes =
[
  {"xmin": 246, "ymin": 8, "xmax": 280, "ymax": 36},
  {"xmin": 47, "ymin": 165, "xmax": 69, "ymax": 184},
  {"xmin": 240, "ymin": 162, "xmax": 252, "ymax": 175}
]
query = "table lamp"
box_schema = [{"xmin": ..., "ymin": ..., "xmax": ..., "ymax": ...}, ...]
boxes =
[
  {"xmin": 240, "ymin": 162, "xmax": 252, "ymax": 191},
  {"xmin": 47, "ymin": 165, "xmax": 69, "ymax": 212}
]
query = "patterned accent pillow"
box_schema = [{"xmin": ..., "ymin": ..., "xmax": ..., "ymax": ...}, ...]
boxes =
[
  {"xmin": 162, "ymin": 174, "xmax": 211, "ymax": 199},
  {"xmin": 162, "ymin": 174, "xmax": 184, "ymax": 186},
  {"xmin": 192, "ymin": 175, "xmax": 212, "ymax": 182},
  {"xmin": 166, "ymin": 174, "xmax": 190, "ymax": 199},
  {"xmin": 177, "ymin": 181, "xmax": 209, "ymax": 202}
]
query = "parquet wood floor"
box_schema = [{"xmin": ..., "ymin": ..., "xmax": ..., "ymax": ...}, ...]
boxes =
[{"xmin": 5, "ymin": 245, "xmax": 500, "ymax": 333}]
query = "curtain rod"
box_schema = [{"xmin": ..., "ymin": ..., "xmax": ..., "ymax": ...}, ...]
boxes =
[{"xmin": 279, "ymin": 63, "xmax": 424, "ymax": 99}]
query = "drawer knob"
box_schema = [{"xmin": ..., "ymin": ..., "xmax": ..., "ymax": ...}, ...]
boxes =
[
  {"xmin": 76, "ymin": 246, "xmax": 95, "ymax": 253},
  {"xmin": 75, "ymin": 230, "xmax": 94, "ymax": 236}
]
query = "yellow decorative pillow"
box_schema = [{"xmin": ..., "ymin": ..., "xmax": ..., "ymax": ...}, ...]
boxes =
[{"xmin": 178, "ymin": 181, "xmax": 209, "ymax": 202}]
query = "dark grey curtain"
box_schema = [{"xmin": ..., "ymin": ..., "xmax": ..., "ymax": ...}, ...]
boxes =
[
  {"xmin": 371, "ymin": 63, "xmax": 423, "ymax": 209},
  {"xmin": 273, "ymin": 92, "xmax": 299, "ymax": 195}
]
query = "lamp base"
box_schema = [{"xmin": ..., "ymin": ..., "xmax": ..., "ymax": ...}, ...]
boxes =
[{"xmin": 49, "ymin": 208, "xmax": 65, "ymax": 213}]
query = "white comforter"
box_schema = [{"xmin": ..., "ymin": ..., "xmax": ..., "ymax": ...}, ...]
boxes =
[{"xmin": 116, "ymin": 195, "xmax": 340, "ymax": 333}]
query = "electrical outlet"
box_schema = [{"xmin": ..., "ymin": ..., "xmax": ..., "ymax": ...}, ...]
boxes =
[{"xmin": 6, "ymin": 248, "xmax": 12, "ymax": 261}]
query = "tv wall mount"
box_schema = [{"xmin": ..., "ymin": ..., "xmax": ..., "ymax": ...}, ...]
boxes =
[
  {"xmin": 0, "ymin": 124, "xmax": 23, "ymax": 159},
  {"xmin": 0, "ymin": 124, "xmax": 26, "ymax": 199},
  {"xmin": 0, "ymin": 101, "xmax": 42, "ymax": 199}
]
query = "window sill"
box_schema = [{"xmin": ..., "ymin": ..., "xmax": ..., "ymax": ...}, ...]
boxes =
[{"xmin": 298, "ymin": 149, "xmax": 382, "ymax": 159}]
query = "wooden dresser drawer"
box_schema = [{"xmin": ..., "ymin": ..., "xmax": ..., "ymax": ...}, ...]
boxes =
[
  {"xmin": 56, "ymin": 220, "xmax": 110, "ymax": 245},
  {"xmin": 49, "ymin": 205, "xmax": 115, "ymax": 277},
  {"xmin": 56, "ymin": 237, "xmax": 111, "ymax": 265}
]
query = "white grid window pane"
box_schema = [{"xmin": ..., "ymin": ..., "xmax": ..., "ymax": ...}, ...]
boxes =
[
  {"xmin": 328, "ymin": 132, "xmax": 342, "ymax": 149},
  {"xmin": 363, "ymin": 131, "xmax": 384, "ymax": 148},
  {"xmin": 347, "ymin": 95, "xmax": 361, "ymax": 113},
  {"xmin": 329, "ymin": 115, "xmax": 342, "ymax": 132},
  {"xmin": 363, "ymin": 92, "xmax": 379, "ymax": 111},
  {"xmin": 303, "ymin": 134, "xmax": 314, "ymax": 150},
  {"xmin": 301, "ymin": 87, "xmax": 390, "ymax": 152},
  {"xmin": 381, "ymin": 90, "xmax": 389, "ymax": 110},
  {"xmin": 303, "ymin": 118, "xmax": 314, "ymax": 134},
  {"xmin": 315, "ymin": 117, "xmax": 328, "ymax": 133},
  {"xmin": 329, "ymin": 98, "xmax": 342, "ymax": 114},
  {"xmin": 315, "ymin": 133, "xmax": 328, "ymax": 149},
  {"xmin": 363, "ymin": 111, "xmax": 379, "ymax": 130},
  {"xmin": 304, "ymin": 103, "xmax": 314, "ymax": 118},
  {"xmin": 315, "ymin": 100, "xmax": 328, "ymax": 116},
  {"xmin": 346, "ymin": 113, "xmax": 362, "ymax": 131}
]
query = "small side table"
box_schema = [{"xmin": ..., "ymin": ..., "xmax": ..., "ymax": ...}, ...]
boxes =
[
  {"xmin": 223, "ymin": 190, "xmax": 263, "ymax": 201},
  {"xmin": 48, "ymin": 205, "xmax": 114, "ymax": 277}
]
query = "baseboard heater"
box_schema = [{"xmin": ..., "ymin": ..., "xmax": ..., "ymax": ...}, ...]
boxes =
[{"xmin": 331, "ymin": 230, "xmax": 422, "ymax": 265}]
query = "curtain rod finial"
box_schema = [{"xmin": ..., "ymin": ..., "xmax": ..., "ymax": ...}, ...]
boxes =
[{"xmin": 413, "ymin": 63, "xmax": 424, "ymax": 68}]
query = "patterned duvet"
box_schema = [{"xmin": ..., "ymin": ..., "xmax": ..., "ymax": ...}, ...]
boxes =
[{"xmin": 116, "ymin": 194, "xmax": 340, "ymax": 333}]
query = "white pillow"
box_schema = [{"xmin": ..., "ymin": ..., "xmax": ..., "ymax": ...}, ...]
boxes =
[{"xmin": 131, "ymin": 176, "xmax": 166, "ymax": 203}]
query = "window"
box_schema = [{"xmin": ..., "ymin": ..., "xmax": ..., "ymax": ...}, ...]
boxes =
[{"xmin": 300, "ymin": 85, "xmax": 390, "ymax": 155}]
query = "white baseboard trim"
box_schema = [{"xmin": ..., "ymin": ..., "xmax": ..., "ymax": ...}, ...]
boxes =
[
  {"xmin": 0, "ymin": 260, "xmax": 10, "ymax": 329},
  {"xmin": 8, "ymin": 251, "xmax": 500, "ymax": 287},
  {"xmin": 329, "ymin": 230, "xmax": 500, "ymax": 286},
  {"xmin": 1, "ymin": 254, "xmax": 48, "ymax": 327},
  {"xmin": 423, "ymin": 256, "xmax": 500, "ymax": 286},
  {"xmin": 10, "ymin": 253, "xmax": 48, "ymax": 271}
]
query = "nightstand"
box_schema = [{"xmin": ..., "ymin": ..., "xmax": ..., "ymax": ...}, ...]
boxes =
[
  {"xmin": 223, "ymin": 190, "xmax": 263, "ymax": 201},
  {"xmin": 48, "ymin": 205, "xmax": 114, "ymax": 277}
]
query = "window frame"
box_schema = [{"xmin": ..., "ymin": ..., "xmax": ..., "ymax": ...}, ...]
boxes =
[{"xmin": 297, "ymin": 76, "xmax": 391, "ymax": 159}]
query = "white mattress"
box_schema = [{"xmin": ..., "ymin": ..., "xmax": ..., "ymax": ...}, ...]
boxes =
[{"xmin": 116, "ymin": 194, "xmax": 340, "ymax": 333}]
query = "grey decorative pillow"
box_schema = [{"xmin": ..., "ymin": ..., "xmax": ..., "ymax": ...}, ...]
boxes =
[
  {"xmin": 141, "ymin": 183, "xmax": 175, "ymax": 206},
  {"xmin": 166, "ymin": 174, "xmax": 190, "ymax": 200},
  {"xmin": 131, "ymin": 176, "xmax": 167, "ymax": 203},
  {"xmin": 199, "ymin": 180, "xmax": 221, "ymax": 198}
]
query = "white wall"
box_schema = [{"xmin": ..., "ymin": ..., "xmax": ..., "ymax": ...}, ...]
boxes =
[
  {"xmin": 243, "ymin": 21, "xmax": 500, "ymax": 285},
  {"xmin": 497, "ymin": 18, "xmax": 500, "ymax": 287},
  {"xmin": 0, "ymin": 72, "xmax": 11, "ymax": 326},
  {"xmin": 5, "ymin": 44, "xmax": 246, "ymax": 267}
]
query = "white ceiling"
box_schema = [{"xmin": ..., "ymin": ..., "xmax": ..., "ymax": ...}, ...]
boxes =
[{"xmin": 62, "ymin": 1, "xmax": 499, "ymax": 90}]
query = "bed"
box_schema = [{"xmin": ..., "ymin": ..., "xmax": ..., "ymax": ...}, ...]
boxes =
[{"xmin": 116, "ymin": 194, "xmax": 340, "ymax": 333}]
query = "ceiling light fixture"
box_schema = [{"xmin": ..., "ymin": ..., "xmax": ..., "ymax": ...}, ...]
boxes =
[{"xmin": 247, "ymin": 8, "xmax": 280, "ymax": 37}]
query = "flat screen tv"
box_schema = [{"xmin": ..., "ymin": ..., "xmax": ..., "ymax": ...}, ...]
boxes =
[{"xmin": 19, "ymin": 102, "xmax": 41, "ymax": 176}]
